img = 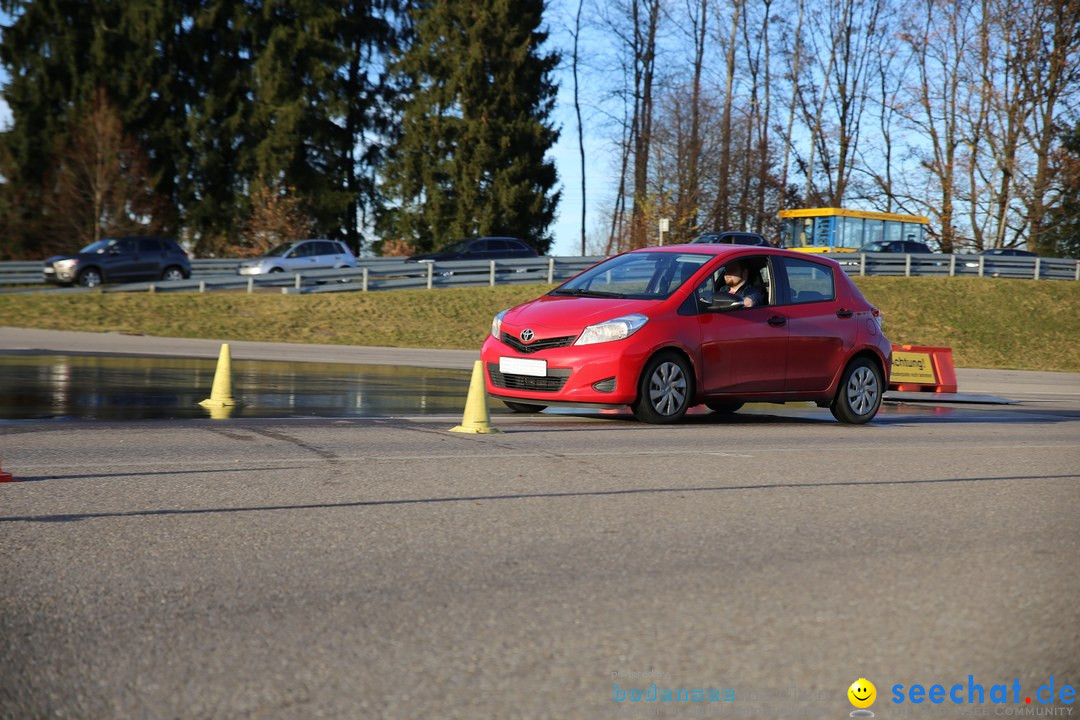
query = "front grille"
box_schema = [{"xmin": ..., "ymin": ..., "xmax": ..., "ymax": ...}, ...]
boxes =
[
  {"xmin": 487, "ymin": 364, "xmax": 571, "ymax": 392},
  {"xmin": 501, "ymin": 332, "xmax": 576, "ymax": 354}
]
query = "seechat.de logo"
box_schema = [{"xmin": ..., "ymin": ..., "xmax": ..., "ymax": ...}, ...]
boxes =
[{"xmin": 891, "ymin": 676, "xmax": 1076, "ymax": 707}]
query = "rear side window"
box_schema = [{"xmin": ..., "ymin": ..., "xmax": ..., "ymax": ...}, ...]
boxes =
[
  {"xmin": 782, "ymin": 257, "xmax": 835, "ymax": 304},
  {"xmin": 138, "ymin": 238, "xmax": 162, "ymax": 253}
]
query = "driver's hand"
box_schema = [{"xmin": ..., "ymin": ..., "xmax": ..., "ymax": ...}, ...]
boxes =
[{"xmin": 743, "ymin": 297, "xmax": 754, "ymax": 307}]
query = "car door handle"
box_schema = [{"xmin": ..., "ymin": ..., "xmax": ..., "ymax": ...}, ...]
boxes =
[
  {"xmin": 836, "ymin": 309, "xmax": 854, "ymax": 318},
  {"xmin": 768, "ymin": 316, "xmax": 786, "ymax": 327}
]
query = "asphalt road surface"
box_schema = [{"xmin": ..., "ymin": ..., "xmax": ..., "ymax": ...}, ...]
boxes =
[{"xmin": 1, "ymin": 329, "xmax": 1078, "ymax": 719}]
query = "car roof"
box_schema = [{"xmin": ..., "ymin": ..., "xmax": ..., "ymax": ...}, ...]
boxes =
[{"xmin": 626, "ymin": 243, "xmax": 840, "ymax": 265}]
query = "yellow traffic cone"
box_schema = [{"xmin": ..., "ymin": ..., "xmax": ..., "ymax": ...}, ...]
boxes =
[
  {"xmin": 450, "ymin": 360, "xmax": 502, "ymax": 434},
  {"xmin": 199, "ymin": 343, "xmax": 238, "ymax": 407}
]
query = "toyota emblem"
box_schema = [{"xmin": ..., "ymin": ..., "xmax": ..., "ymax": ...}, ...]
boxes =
[{"xmin": 520, "ymin": 329, "xmax": 535, "ymax": 342}]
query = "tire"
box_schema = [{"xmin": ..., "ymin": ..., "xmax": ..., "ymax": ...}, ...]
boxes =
[
  {"xmin": 161, "ymin": 265, "xmax": 185, "ymax": 282},
  {"xmin": 269, "ymin": 267, "xmax": 284, "ymax": 274},
  {"xmin": 503, "ymin": 401, "xmax": 547, "ymax": 413},
  {"xmin": 77, "ymin": 268, "xmax": 102, "ymax": 288},
  {"xmin": 830, "ymin": 357, "xmax": 884, "ymax": 424},
  {"xmin": 632, "ymin": 351, "xmax": 693, "ymax": 424},
  {"xmin": 706, "ymin": 401, "xmax": 744, "ymax": 414}
]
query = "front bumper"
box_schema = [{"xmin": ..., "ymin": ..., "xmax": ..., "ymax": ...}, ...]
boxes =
[
  {"xmin": 479, "ymin": 335, "xmax": 649, "ymax": 406},
  {"xmin": 42, "ymin": 266, "xmax": 76, "ymax": 283}
]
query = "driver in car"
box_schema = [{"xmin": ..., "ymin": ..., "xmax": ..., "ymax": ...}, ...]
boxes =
[{"xmin": 721, "ymin": 260, "xmax": 765, "ymax": 307}]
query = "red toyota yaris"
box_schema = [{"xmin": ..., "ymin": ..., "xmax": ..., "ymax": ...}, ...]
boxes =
[{"xmin": 480, "ymin": 245, "xmax": 892, "ymax": 424}]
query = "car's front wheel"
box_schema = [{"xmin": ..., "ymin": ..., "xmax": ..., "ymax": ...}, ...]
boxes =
[
  {"xmin": 161, "ymin": 265, "xmax": 185, "ymax": 282},
  {"xmin": 503, "ymin": 401, "xmax": 547, "ymax": 413},
  {"xmin": 830, "ymin": 357, "xmax": 883, "ymax": 424},
  {"xmin": 77, "ymin": 268, "xmax": 102, "ymax": 288},
  {"xmin": 632, "ymin": 351, "xmax": 693, "ymax": 424}
]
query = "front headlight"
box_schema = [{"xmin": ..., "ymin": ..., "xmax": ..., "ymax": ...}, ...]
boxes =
[
  {"xmin": 54, "ymin": 259, "xmax": 79, "ymax": 271},
  {"xmin": 574, "ymin": 314, "xmax": 648, "ymax": 346},
  {"xmin": 491, "ymin": 309, "xmax": 508, "ymax": 339}
]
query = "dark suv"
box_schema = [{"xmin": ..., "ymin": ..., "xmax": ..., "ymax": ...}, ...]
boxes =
[
  {"xmin": 43, "ymin": 236, "xmax": 192, "ymax": 287},
  {"xmin": 857, "ymin": 240, "xmax": 933, "ymax": 254},
  {"xmin": 407, "ymin": 237, "xmax": 539, "ymax": 262}
]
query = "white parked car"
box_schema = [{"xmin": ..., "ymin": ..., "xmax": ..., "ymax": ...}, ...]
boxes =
[{"xmin": 237, "ymin": 239, "xmax": 358, "ymax": 275}]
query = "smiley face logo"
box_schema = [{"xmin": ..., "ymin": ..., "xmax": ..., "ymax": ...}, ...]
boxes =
[{"xmin": 848, "ymin": 678, "xmax": 877, "ymax": 709}]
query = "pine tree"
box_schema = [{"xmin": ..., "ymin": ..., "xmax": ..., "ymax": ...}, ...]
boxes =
[
  {"xmin": 377, "ymin": 0, "xmax": 560, "ymax": 254},
  {"xmin": 1039, "ymin": 123, "xmax": 1080, "ymax": 259},
  {"xmin": 248, "ymin": 0, "xmax": 350, "ymax": 244}
]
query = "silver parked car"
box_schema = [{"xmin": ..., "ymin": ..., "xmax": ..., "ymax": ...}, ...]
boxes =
[{"xmin": 237, "ymin": 239, "xmax": 357, "ymax": 275}]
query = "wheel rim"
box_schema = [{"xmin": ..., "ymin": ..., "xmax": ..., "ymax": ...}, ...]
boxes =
[
  {"xmin": 165, "ymin": 269, "xmax": 183, "ymax": 281},
  {"xmin": 80, "ymin": 271, "xmax": 100, "ymax": 287},
  {"xmin": 846, "ymin": 366, "xmax": 879, "ymax": 416},
  {"xmin": 648, "ymin": 361, "xmax": 687, "ymax": 416}
]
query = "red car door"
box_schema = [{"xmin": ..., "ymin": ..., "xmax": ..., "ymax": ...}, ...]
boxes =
[
  {"xmin": 777, "ymin": 256, "xmax": 856, "ymax": 391},
  {"xmin": 694, "ymin": 257, "xmax": 789, "ymax": 393}
]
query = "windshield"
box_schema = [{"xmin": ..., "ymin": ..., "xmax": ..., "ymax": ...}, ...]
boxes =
[
  {"xmin": 265, "ymin": 242, "xmax": 297, "ymax": 257},
  {"xmin": 551, "ymin": 251, "xmax": 711, "ymax": 300},
  {"xmin": 80, "ymin": 238, "xmax": 119, "ymax": 254},
  {"xmin": 439, "ymin": 239, "xmax": 471, "ymax": 254}
]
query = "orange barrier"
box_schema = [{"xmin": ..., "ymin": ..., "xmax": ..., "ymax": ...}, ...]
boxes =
[{"xmin": 889, "ymin": 344, "xmax": 958, "ymax": 393}]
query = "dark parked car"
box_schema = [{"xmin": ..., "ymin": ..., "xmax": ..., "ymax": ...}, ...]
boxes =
[
  {"xmin": 975, "ymin": 248, "xmax": 1036, "ymax": 258},
  {"xmin": 43, "ymin": 236, "xmax": 191, "ymax": 287},
  {"xmin": 689, "ymin": 230, "xmax": 770, "ymax": 247},
  {"xmin": 856, "ymin": 240, "xmax": 933, "ymax": 254},
  {"xmin": 964, "ymin": 247, "xmax": 1037, "ymax": 270},
  {"xmin": 407, "ymin": 237, "xmax": 539, "ymax": 262}
]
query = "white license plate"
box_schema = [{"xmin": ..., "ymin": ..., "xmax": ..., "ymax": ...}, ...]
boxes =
[{"xmin": 499, "ymin": 357, "xmax": 547, "ymax": 377}]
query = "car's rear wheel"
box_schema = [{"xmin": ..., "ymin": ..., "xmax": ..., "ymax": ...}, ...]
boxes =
[
  {"xmin": 161, "ymin": 265, "xmax": 185, "ymax": 281},
  {"xmin": 705, "ymin": 401, "xmax": 744, "ymax": 414},
  {"xmin": 830, "ymin": 357, "xmax": 883, "ymax": 424},
  {"xmin": 77, "ymin": 268, "xmax": 102, "ymax": 288},
  {"xmin": 503, "ymin": 401, "xmax": 547, "ymax": 413},
  {"xmin": 632, "ymin": 351, "xmax": 693, "ymax": 424}
]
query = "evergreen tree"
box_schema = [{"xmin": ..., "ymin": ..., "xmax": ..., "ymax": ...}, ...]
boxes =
[
  {"xmin": 377, "ymin": 0, "xmax": 560, "ymax": 254},
  {"xmin": 337, "ymin": 0, "xmax": 400, "ymax": 253},
  {"xmin": 1039, "ymin": 123, "xmax": 1080, "ymax": 260},
  {"xmin": 178, "ymin": 0, "xmax": 259, "ymax": 254},
  {"xmin": 248, "ymin": 0, "xmax": 349, "ymax": 244},
  {"xmin": 0, "ymin": 0, "xmax": 180, "ymax": 255}
]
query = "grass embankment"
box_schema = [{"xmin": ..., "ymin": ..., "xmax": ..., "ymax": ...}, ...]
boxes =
[{"xmin": 0, "ymin": 277, "xmax": 1077, "ymax": 371}]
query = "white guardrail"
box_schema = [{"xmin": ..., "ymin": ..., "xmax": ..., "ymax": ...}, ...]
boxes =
[{"xmin": 0, "ymin": 252, "xmax": 1077, "ymax": 294}]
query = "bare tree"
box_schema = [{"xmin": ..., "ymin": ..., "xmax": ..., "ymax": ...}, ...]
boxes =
[
  {"xmin": 779, "ymin": 0, "xmax": 807, "ymax": 204},
  {"xmin": 573, "ymin": 0, "xmax": 589, "ymax": 255},
  {"xmin": 672, "ymin": 0, "xmax": 709, "ymax": 240},
  {"xmin": 1014, "ymin": 0, "xmax": 1080, "ymax": 254},
  {"xmin": 896, "ymin": 0, "xmax": 981, "ymax": 252},
  {"xmin": 42, "ymin": 89, "xmax": 168, "ymax": 254},
  {"xmin": 709, "ymin": 0, "xmax": 743, "ymax": 229},
  {"xmin": 234, "ymin": 180, "xmax": 313, "ymax": 257}
]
